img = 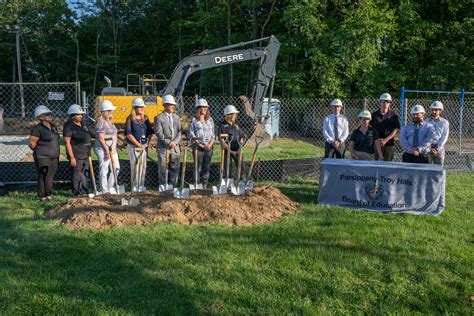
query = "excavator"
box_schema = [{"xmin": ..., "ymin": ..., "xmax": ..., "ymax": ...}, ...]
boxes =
[{"xmin": 96, "ymin": 35, "xmax": 280, "ymax": 146}]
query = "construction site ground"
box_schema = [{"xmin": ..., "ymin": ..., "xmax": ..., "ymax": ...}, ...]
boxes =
[{"xmin": 45, "ymin": 185, "xmax": 298, "ymax": 230}]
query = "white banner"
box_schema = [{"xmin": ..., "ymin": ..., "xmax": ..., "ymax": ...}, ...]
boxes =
[
  {"xmin": 318, "ymin": 159, "xmax": 445, "ymax": 215},
  {"xmin": 48, "ymin": 92, "xmax": 65, "ymax": 100}
]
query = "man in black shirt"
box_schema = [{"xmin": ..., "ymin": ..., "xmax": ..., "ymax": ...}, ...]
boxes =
[{"xmin": 370, "ymin": 93, "xmax": 400, "ymax": 161}]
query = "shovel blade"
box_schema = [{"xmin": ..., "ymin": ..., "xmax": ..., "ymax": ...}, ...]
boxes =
[
  {"xmin": 159, "ymin": 184, "xmax": 174, "ymax": 192},
  {"xmin": 212, "ymin": 185, "xmax": 228, "ymax": 195},
  {"xmin": 189, "ymin": 183, "xmax": 203, "ymax": 190},
  {"xmin": 121, "ymin": 197, "xmax": 140, "ymax": 206},
  {"xmin": 117, "ymin": 185, "xmax": 126, "ymax": 195},
  {"xmin": 173, "ymin": 188, "xmax": 190, "ymax": 199},
  {"xmin": 230, "ymin": 183, "xmax": 246, "ymax": 196},
  {"xmin": 224, "ymin": 178, "xmax": 234, "ymax": 187},
  {"xmin": 245, "ymin": 181, "xmax": 254, "ymax": 191}
]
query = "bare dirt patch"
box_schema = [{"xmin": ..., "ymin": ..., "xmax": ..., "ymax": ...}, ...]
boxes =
[{"xmin": 45, "ymin": 186, "xmax": 298, "ymax": 230}]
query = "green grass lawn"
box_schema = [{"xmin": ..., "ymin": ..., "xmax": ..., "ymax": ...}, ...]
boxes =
[
  {"xmin": 0, "ymin": 173, "xmax": 472, "ymax": 314},
  {"xmin": 60, "ymin": 137, "xmax": 323, "ymax": 162}
]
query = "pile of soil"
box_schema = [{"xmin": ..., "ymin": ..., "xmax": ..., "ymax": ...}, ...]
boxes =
[{"xmin": 45, "ymin": 186, "xmax": 298, "ymax": 230}]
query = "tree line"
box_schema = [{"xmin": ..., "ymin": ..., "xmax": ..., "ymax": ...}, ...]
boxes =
[{"xmin": 0, "ymin": 0, "xmax": 472, "ymax": 98}]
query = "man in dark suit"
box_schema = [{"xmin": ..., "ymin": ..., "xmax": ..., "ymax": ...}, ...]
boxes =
[{"xmin": 154, "ymin": 95, "xmax": 182, "ymax": 187}]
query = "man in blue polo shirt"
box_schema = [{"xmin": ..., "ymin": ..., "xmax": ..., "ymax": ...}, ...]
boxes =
[{"xmin": 399, "ymin": 105, "xmax": 435, "ymax": 164}]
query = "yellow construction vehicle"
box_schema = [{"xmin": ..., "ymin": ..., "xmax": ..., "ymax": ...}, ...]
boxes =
[{"xmin": 95, "ymin": 74, "xmax": 168, "ymax": 124}]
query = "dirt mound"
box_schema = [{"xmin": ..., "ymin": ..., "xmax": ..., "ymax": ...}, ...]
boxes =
[{"xmin": 45, "ymin": 186, "xmax": 298, "ymax": 230}]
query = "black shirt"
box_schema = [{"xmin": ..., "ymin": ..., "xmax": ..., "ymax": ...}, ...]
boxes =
[
  {"xmin": 63, "ymin": 120, "xmax": 92, "ymax": 159},
  {"xmin": 30, "ymin": 122, "xmax": 60, "ymax": 158},
  {"xmin": 349, "ymin": 126, "xmax": 379, "ymax": 154},
  {"xmin": 218, "ymin": 121, "xmax": 244, "ymax": 151},
  {"xmin": 370, "ymin": 109, "xmax": 400, "ymax": 146}
]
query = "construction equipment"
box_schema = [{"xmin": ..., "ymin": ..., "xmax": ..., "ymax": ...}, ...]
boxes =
[
  {"xmin": 189, "ymin": 137, "xmax": 203, "ymax": 190},
  {"xmin": 173, "ymin": 145, "xmax": 190, "ymax": 199},
  {"xmin": 109, "ymin": 148, "xmax": 125, "ymax": 195},
  {"xmin": 230, "ymin": 144, "xmax": 246, "ymax": 196},
  {"xmin": 244, "ymin": 135, "xmax": 264, "ymax": 190},
  {"xmin": 88, "ymin": 156, "xmax": 99, "ymax": 198},
  {"xmin": 159, "ymin": 147, "xmax": 174, "ymax": 192},
  {"xmin": 122, "ymin": 148, "xmax": 144, "ymax": 206},
  {"xmin": 96, "ymin": 36, "xmax": 280, "ymax": 146},
  {"xmin": 212, "ymin": 134, "xmax": 229, "ymax": 195}
]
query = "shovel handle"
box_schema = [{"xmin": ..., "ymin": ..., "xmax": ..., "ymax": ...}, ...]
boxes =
[
  {"xmin": 236, "ymin": 147, "xmax": 243, "ymax": 184},
  {"xmin": 180, "ymin": 146, "xmax": 188, "ymax": 190},
  {"xmin": 246, "ymin": 137, "xmax": 262, "ymax": 180},
  {"xmin": 88, "ymin": 156, "xmax": 98, "ymax": 194},
  {"xmin": 108, "ymin": 148, "xmax": 120, "ymax": 193}
]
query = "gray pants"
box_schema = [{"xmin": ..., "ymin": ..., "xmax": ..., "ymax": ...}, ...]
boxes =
[
  {"xmin": 374, "ymin": 145, "xmax": 395, "ymax": 161},
  {"xmin": 157, "ymin": 147, "xmax": 180, "ymax": 186},
  {"xmin": 324, "ymin": 142, "xmax": 345, "ymax": 159},
  {"xmin": 428, "ymin": 148, "xmax": 445, "ymax": 166}
]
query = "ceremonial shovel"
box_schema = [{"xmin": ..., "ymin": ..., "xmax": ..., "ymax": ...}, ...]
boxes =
[{"xmin": 173, "ymin": 145, "xmax": 190, "ymax": 199}]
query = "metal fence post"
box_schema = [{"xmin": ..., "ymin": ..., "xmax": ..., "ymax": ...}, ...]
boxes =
[
  {"xmin": 400, "ymin": 86, "xmax": 405, "ymax": 127},
  {"xmin": 458, "ymin": 89, "xmax": 465, "ymax": 154}
]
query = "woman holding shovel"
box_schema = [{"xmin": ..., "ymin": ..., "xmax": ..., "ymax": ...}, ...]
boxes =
[
  {"xmin": 125, "ymin": 98, "xmax": 153, "ymax": 192},
  {"xmin": 189, "ymin": 98, "xmax": 215, "ymax": 189},
  {"xmin": 94, "ymin": 100, "xmax": 120, "ymax": 194},
  {"xmin": 219, "ymin": 105, "xmax": 245, "ymax": 179},
  {"xmin": 63, "ymin": 104, "xmax": 93, "ymax": 196}
]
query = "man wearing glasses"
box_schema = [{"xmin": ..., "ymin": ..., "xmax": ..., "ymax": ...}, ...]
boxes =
[{"xmin": 370, "ymin": 93, "xmax": 400, "ymax": 161}]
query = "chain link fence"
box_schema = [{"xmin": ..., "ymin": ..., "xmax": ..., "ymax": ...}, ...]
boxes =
[{"xmin": 1, "ymin": 82, "xmax": 472, "ymax": 192}]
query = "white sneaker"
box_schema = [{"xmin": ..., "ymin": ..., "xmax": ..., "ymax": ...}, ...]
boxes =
[
  {"xmin": 109, "ymin": 187, "xmax": 117, "ymax": 195},
  {"xmin": 138, "ymin": 186, "xmax": 147, "ymax": 193}
]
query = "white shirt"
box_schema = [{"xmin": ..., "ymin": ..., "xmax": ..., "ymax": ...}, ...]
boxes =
[
  {"xmin": 323, "ymin": 113, "xmax": 349, "ymax": 143},
  {"xmin": 425, "ymin": 117, "xmax": 449, "ymax": 150}
]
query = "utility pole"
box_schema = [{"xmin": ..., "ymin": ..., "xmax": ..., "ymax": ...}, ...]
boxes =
[{"xmin": 9, "ymin": 13, "xmax": 25, "ymax": 118}]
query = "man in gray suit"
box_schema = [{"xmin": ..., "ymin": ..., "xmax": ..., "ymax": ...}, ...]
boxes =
[{"xmin": 154, "ymin": 95, "xmax": 182, "ymax": 187}]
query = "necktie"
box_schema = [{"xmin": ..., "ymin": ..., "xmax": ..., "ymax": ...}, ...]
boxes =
[
  {"xmin": 334, "ymin": 115, "xmax": 339, "ymax": 141},
  {"xmin": 168, "ymin": 113, "xmax": 174, "ymax": 139},
  {"xmin": 412, "ymin": 124, "xmax": 419, "ymax": 147}
]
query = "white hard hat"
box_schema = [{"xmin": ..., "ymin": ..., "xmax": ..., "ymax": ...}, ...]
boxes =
[
  {"xmin": 410, "ymin": 104, "xmax": 425, "ymax": 115},
  {"xmin": 131, "ymin": 97, "xmax": 145, "ymax": 108},
  {"xmin": 195, "ymin": 98, "xmax": 209, "ymax": 108},
  {"xmin": 99, "ymin": 100, "xmax": 117, "ymax": 112},
  {"xmin": 379, "ymin": 93, "xmax": 392, "ymax": 101},
  {"xmin": 162, "ymin": 94, "xmax": 177, "ymax": 105},
  {"xmin": 429, "ymin": 101, "xmax": 444, "ymax": 110},
  {"xmin": 34, "ymin": 105, "xmax": 51, "ymax": 118},
  {"xmin": 224, "ymin": 105, "xmax": 239, "ymax": 115},
  {"xmin": 67, "ymin": 104, "xmax": 85, "ymax": 115},
  {"xmin": 358, "ymin": 110, "xmax": 372, "ymax": 119},
  {"xmin": 330, "ymin": 99, "xmax": 343, "ymax": 107}
]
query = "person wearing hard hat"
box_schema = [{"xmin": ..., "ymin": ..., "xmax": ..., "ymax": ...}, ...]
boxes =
[
  {"xmin": 94, "ymin": 100, "xmax": 120, "ymax": 194},
  {"xmin": 154, "ymin": 95, "xmax": 182, "ymax": 187},
  {"xmin": 189, "ymin": 98, "xmax": 215, "ymax": 189},
  {"xmin": 323, "ymin": 99, "xmax": 349, "ymax": 159},
  {"xmin": 219, "ymin": 104, "xmax": 245, "ymax": 177},
  {"xmin": 370, "ymin": 93, "xmax": 400, "ymax": 161},
  {"xmin": 425, "ymin": 101, "xmax": 449, "ymax": 166},
  {"xmin": 28, "ymin": 105, "xmax": 60, "ymax": 201},
  {"xmin": 125, "ymin": 98, "xmax": 153, "ymax": 192},
  {"xmin": 63, "ymin": 104, "xmax": 93, "ymax": 196},
  {"xmin": 348, "ymin": 110, "xmax": 384, "ymax": 160},
  {"xmin": 399, "ymin": 104, "xmax": 435, "ymax": 164}
]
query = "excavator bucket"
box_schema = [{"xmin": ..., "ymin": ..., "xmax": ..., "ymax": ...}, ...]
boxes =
[{"xmin": 246, "ymin": 124, "xmax": 272, "ymax": 148}]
